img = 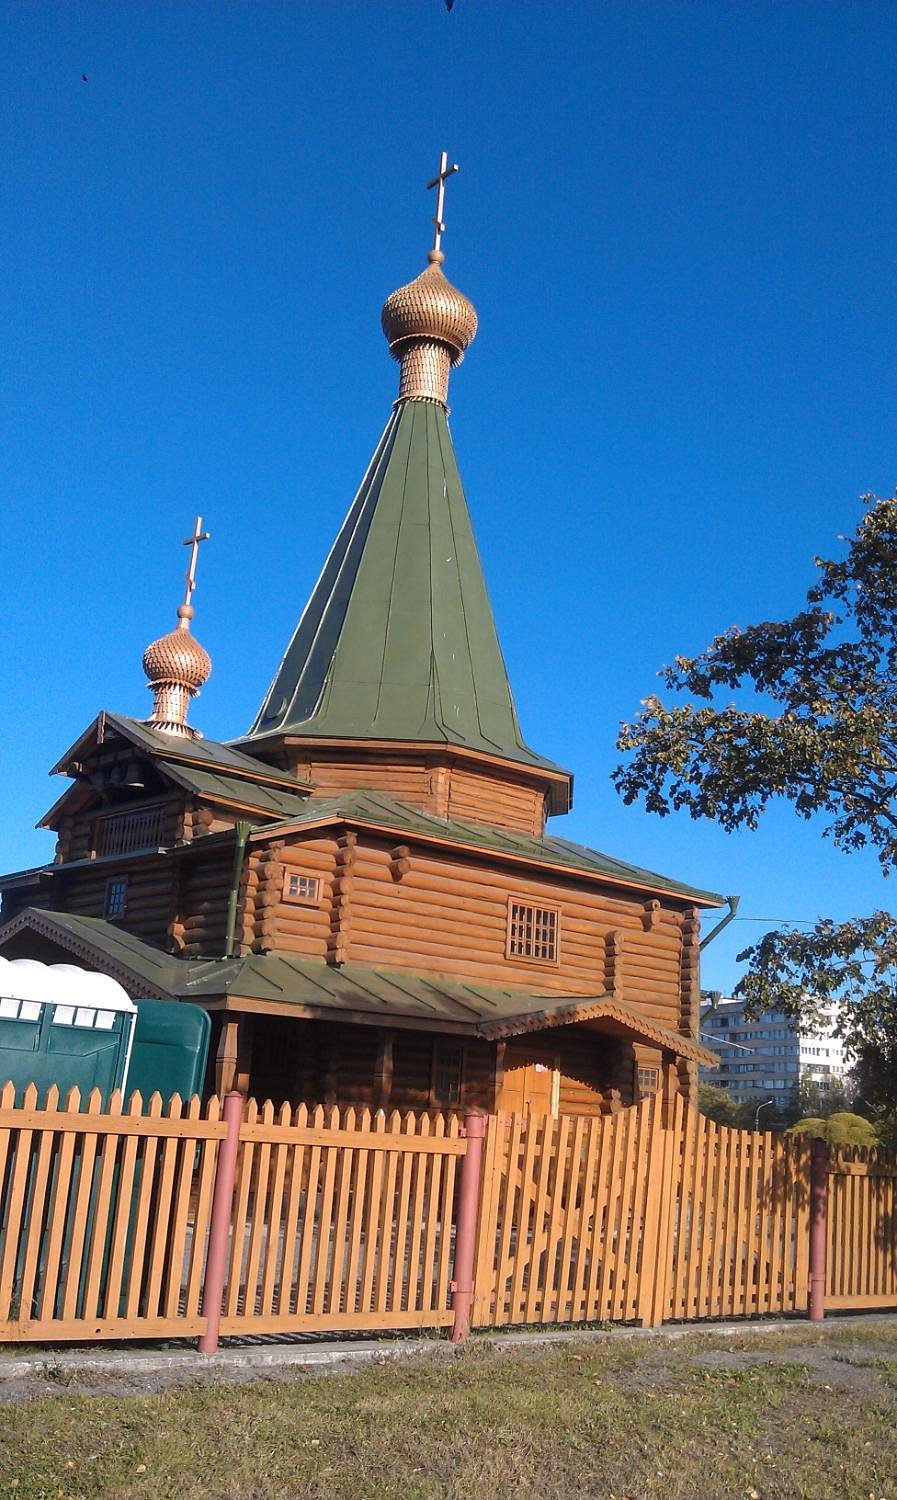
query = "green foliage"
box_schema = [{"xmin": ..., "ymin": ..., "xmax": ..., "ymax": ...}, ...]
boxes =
[
  {"xmin": 696, "ymin": 1084, "xmax": 783, "ymax": 1131},
  {"xmin": 697, "ymin": 1083, "xmax": 741, "ymax": 1125},
  {"xmin": 788, "ymin": 1112, "xmax": 878, "ymax": 1148},
  {"xmin": 614, "ymin": 495, "xmax": 897, "ymax": 1109},
  {"xmin": 785, "ymin": 1076, "xmax": 853, "ymax": 1124},
  {"xmin": 787, "ymin": 1116, "xmax": 828, "ymax": 1139},
  {"xmin": 736, "ymin": 914, "xmax": 897, "ymax": 1104},
  {"xmin": 869, "ymin": 1108, "xmax": 897, "ymax": 1151},
  {"xmin": 615, "ymin": 494, "xmax": 897, "ymax": 869}
]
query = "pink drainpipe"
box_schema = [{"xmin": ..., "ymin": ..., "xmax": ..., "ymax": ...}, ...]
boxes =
[
  {"xmin": 450, "ymin": 1111, "xmax": 487, "ymax": 1343},
  {"xmin": 198, "ymin": 1090, "xmax": 243, "ymax": 1354}
]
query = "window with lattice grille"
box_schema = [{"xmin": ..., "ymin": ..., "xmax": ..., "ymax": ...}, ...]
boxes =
[
  {"xmin": 283, "ymin": 872, "xmax": 321, "ymax": 904},
  {"xmin": 104, "ymin": 878, "xmax": 128, "ymax": 919},
  {"xmin": 506, "ymin": 900, "xmax": 559, "ymax": 963},
  {"xmin": 637, "ymin": 1066, "xmax": 660, "ymax": 1094},
  {"xmin": 96, "ymin": 805, "xmax": 165, "ymax": 856}
]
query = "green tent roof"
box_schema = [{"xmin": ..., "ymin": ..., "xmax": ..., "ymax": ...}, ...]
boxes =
[{"xmin": 244, "ymin": 401, "xmax": 564, "ymax": 776}]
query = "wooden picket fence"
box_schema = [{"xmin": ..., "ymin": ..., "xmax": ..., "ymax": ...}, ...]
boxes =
[
  {"xmin": 0, "ymin": 1085, "xmax": 895, "ymax": 1348},
  {"xmin": 827, "ymin": 1147, "xmax": 897, "ymax": 1310},
  {"xmin": 0, "ymin": 1083, "xmax": 224, "ymax": 1341},
  {"xmin": 472, "ymin": 1094, "xmax": 811, "ymax": 1329},
  {"xmin": 219, "ymin": 1101, "xmax": 463, "ymax": 1335}
]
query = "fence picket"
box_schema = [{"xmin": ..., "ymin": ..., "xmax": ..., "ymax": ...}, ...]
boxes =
[
  {"xmin": 81, "ymin": 1089, "xmax": 123, "ymax": 1319},
  {"xmin": 436, "ymin": 1115, "xmax": 460, "ymax": 1319},
  {"xmin": 36, "ymin": 1090, "xmax": 79, "ymax": 1322},
  {"xmin": 555, "ymin": 1114, "xmax": 585, "ymax": 1323},
  {"xmin": 0, "ymin": 1083, "xmax": 37, "ymax": 1321},
  {"xmin": 312, "ymin": 1109, "xmax": 341, "ymax": 1317},
  {"xmin": 184, "ymin": 1096, "xmax": 221, "ymax": 1321},
  {"xmin": 389, "ymin": 1112, "xmax": 416, "ymax": 1313},
  {"xmin": 60, "ymin": 1088, "xmax": 104, "ymax": 1321},
  {"xmin": 16, "ymin": 1085, "xmax": 59, "ymax": 1321},
  {"xmin": 569, "ymin": 1115, "xmax": 600, "ymax": 1322}
]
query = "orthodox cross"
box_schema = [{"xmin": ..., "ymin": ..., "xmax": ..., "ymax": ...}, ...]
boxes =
[
  {"xmin": 427, "ymin": 151, "xmax": 459, "ymax": 255},
  {"xmin": 181, "ymin": 516, "xmax": 210, "ymax": 613}
]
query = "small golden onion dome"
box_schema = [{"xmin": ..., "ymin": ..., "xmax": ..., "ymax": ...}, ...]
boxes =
[
  {"xmin": 381, "ymin": 250, "xmax": 478, "ymax": 366},
  {"xmin": 143, "ymin": 609, "xmax": 212, "ymax": 691}
]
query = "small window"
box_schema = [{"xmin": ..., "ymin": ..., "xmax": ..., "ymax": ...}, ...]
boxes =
[
  {"xmin": 0, "ymin": 997, "xmax": 41, "ymax": 1023},
  {"xmin": 104, "ymin": 878, "xmax": 128, "ymax": 919},
  {"xmin": 507, "ymin": 900, "xmax": 559, "ymax": 963},
  {"xmin": 52, "ymin": 1005, "xmax": 117, "ymax": 1030},
  {"xmin": 637, "ymin": 1066, "xmax": 660, "ymax": 1095},
  {"xmin": 431, "ymin": 1042, "xmax": 464, "ymax": 1110},
  {"xmin": 283, "ymin": 871, "xmax": 321, "ymax": 904}
]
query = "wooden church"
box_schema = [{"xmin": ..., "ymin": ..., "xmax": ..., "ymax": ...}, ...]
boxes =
[{"xmin": 0, "ymin": 160, "xmax": 721, "ymax": 1116}]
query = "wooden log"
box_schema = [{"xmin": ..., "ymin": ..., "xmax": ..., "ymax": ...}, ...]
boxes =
[{"xmin": 350, "ymin": 856, "xmax": 674, "ymax": 926}]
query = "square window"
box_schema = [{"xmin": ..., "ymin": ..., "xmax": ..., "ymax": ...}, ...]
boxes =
[
  {"xmin": 283, "ymin": 871, "xmax": 321, "ymax": 904},
  {"xmin": 507, "ymin": 900, "xmax": 559, "ymax": 963},
  {"xmin": 104, "ymin": 878, "xmax": 128, "ymax": 919}
]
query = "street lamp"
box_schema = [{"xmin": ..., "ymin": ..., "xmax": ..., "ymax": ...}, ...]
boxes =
[{"xmin": 755, "ymin": 1098, "xmax": 775, "ymax": 1131}]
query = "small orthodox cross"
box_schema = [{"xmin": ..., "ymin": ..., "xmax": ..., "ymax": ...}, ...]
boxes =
[
  {"xmin": 181, "ymin": 516, "xmax": 210, "ymax": 612},
  {"xmin": 427, "ymin": 151, "xmax": 459, "ymax": 255}
]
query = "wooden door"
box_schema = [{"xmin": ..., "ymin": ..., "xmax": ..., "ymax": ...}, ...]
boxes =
[{"xmin": 500, "ymin": 1043, "xmax": 559, "ymax": 1116}]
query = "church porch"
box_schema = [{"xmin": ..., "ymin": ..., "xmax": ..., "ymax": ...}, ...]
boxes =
[{"xmin": 214, "ymin": 1011, "xmax": 694, "ymax": 1120}]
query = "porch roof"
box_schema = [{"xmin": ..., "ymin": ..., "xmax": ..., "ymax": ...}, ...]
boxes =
[{"xmin": 0, "ymin": 908, "xmax": 718, "ymax": 1068}]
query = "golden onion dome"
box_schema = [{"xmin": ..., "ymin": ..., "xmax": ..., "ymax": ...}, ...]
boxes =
[
  {"xmin": 381, "ymin": 250, "xmax": 478, "ymax": 366},
  {"xmin": 143, "ymin": 611, "xmax": 212, "ymax": 691}
]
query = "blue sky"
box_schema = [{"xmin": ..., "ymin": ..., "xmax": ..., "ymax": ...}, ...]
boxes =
[{"xmin": 1, "ymin": 2, "xmax": 894, "ymax": 991}]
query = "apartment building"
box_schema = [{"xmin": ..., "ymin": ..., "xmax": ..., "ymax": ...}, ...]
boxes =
[{"xmin": 699, "ymin": 995, "xmax": 848, "ymax": 1106}]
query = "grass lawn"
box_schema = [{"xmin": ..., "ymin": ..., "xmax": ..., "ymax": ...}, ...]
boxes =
[{"xmin": 2, "ymin": 1322, "xmax": 897, "ymax": 1498}]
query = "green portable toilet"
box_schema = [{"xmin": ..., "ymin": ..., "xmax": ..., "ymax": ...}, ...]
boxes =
[
  {"xmin": 128, "ymin": 1000, "xmax": 211, "ymax": 1102},
  {"xmin": 0, "ymin": 956, "xmax": 136, "ymax": 1105}
]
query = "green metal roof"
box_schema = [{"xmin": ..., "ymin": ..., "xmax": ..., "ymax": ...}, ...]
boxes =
[
  {"xmin": 52, "ymin": 713, "xmax": 309, "ymax": 790},
  {"xmin": 159, "ymin": 764, "xmax": 312, "ymax": 820},
  {"xmin": 257, "ymin": 787, "xmax": 724, "ymax": 905},
  {"xmin": 0, "ymin": 908, "xmax": 714, "ymax": 1062},
  {"xmin": 0, "ymin": 909, "xmax": 185, "ymax": 997},
  {"xmin": 243, "ymin": 401, "xmax": 564, "ymax": 776}
]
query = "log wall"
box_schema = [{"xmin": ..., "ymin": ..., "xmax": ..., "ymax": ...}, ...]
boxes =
[
  {"xmin": 279, "ymin": 746, "xmax": 550, "ymax": 835},
  {"xmin": 60, "ymin": 793, "xmax": 184, "ymax": 866},
  {"xmin": 272, "ymin": 835, "xmax": 690, "ymax": 1033},
  {"xmin": 246, "ymin": 1014, "xmax": 625, "ymax": 1116},
  {"xmin": 53, "ymin": 860, "xmax": 179, "ymax": 944}
]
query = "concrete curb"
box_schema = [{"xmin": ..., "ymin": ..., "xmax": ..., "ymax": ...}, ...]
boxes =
[{"xmin": 0, "ymin": 1312, "xmax": 894, "ymax": 1383}]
